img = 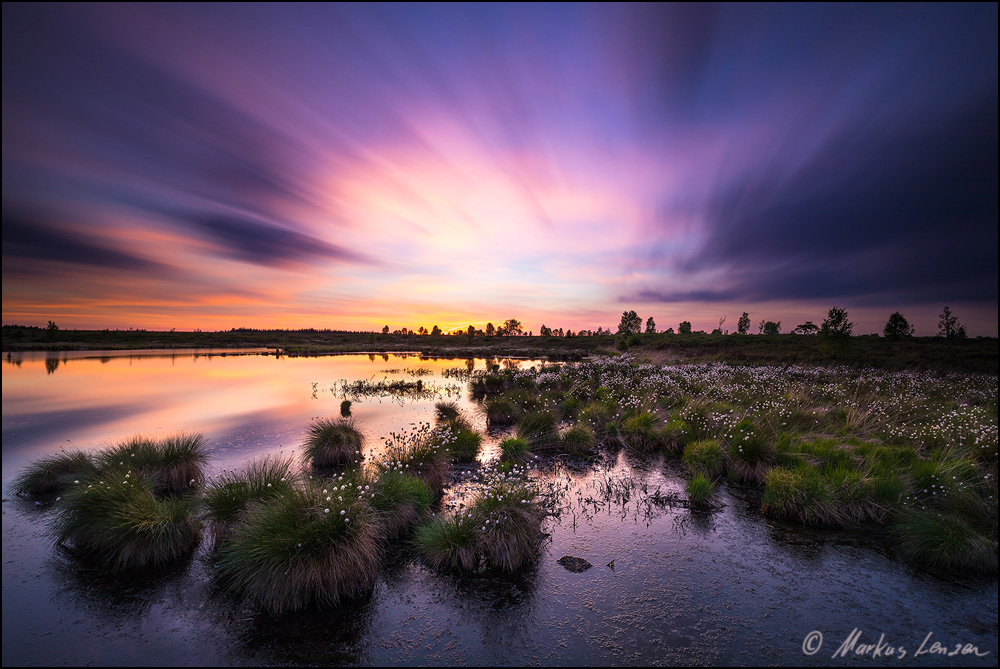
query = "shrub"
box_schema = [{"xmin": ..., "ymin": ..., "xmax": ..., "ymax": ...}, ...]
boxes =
[
  {"xmin": 303, "ymin": 418, "xmax": 364, "ymax": 468},
  {"xmin": 214, "ymin": 483, "xmax": 380, "ymax": 613}
]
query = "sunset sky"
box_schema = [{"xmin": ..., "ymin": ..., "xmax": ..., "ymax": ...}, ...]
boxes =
[{"xmin": 3, "ymin": 4, "xmax": 997, "ymax": 335}]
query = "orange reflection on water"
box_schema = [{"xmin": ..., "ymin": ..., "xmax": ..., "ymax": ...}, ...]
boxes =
[{"xmin": 1, "ymin": 351, "xmax": 538, "ymax": 482}]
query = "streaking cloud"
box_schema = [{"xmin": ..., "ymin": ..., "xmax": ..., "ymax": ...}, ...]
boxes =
[{"xmin": 2, "ymin": 4, "xmax": 996, "ymax": 334}]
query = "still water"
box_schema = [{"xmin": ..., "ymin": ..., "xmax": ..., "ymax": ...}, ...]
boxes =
[{"xmin": 2, "ymin": 350, "xmax": 996, "ymax": 666}]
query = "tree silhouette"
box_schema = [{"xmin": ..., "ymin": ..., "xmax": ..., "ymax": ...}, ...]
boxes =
[
  {"xmin": 937, "ymin": 306, "xmax": 967, "ymax": 341},
  {"xmin": 737, "ymin": 312, "xmax": 750, "ymax": 335},
  {"xmin": 645, "ymin": 316, "xmax": 656, "ymax": 334},
  {"xmin": 883, "ymin": 312, "xmax": 914, "ymax": 340},
  {"xmin": 678, "ymin": 321, "xmax": 692, "ymax": 335},
  {"xmin": 617, "ymin": 310, "xmax": 641, "ymax": 335}
]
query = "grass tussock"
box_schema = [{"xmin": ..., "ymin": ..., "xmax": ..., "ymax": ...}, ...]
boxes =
[
  {"xmin": 499, "ymin": 436, "xmax": 531, "ymax": 463},
  {"xmin": 52, "ymin": 471, "xmax": 201, "ymax": 570},
  {"xmin": 725, "ymin": 419, "xmax": 777, "ymax": 484},
  {"xmin": 517, "ymin": 410, "xmax": 559, "ymax": 450},
  {"xmin": 415, "ymin": 473, "xmax": 545, "ymax": 572},
  {"xmin": 682, "ymin": 440, "xmax": 724, "ymax": 477},
  {"xmin": 621, "ymin": 411, "xmax": 663, "ymax": 451},
  {"xmin": 97, "ymin": 434, "xmax": 208, "ymax": 494},
  {"xmin": 203, "ymin": 456, "xmax": 296, "ymax": 540},
  {"xmin": 214, "ymin": 483, "xmax": 380, "ymax": 614},
  {"xmin": 560, "ymin": 423, "xmax": 597, "ymax": 456},
  {"xmin": 304, "ymin": 418, "xmax": 365, "ymax": 468},
  {"xmin": 687, "ymin": 474, "xmax": 715, "ymax": 505},
  {"xmin": 13, "ymin": 450, "xmax": 98, "ymax": 497},
  {"xmin": 367, "ymin": 469, "xmax": 433, "ymax": 539},
  {"xmin": 894, "ymin": 510, "xmax": 997, "ymax": 576},
  {"xmin": 761, "ymin": 466, "xmax": 841, "ymax": 526}
]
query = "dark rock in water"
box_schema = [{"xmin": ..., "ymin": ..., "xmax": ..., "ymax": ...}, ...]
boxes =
[{"xmin": 557, "ymin": 555, "xmax": 592, "ymax": 573}]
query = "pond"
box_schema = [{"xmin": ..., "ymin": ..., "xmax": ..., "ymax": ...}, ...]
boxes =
[{"xmin": 2, "ymin": 350, "xmax": 996, "ymax": 666}]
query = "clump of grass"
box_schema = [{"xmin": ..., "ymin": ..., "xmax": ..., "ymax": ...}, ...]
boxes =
[
  {"xmin": 517, "ymin": 410, "xmax": 559, "ymax": 449},
  {"xmin": 621, "ymin": 411, "xmax": 662, "ymax": 451},
  {"xmin": 448, "ymin": 428, "xmax": 483, "ymax": 463},
  {"xmin": 13, "ymin": 450, "xmax": 98, "ymax": 497},
  {"xmin": 379, "ymin": 426, "xmax": 451, "ymax": 495},
  {"xmin": 413, "ymin": 514, "xmax": 479, "ymax": 571},
  {"xmin": 499, "ymin": 436, "xmax": 531, "ymax": 463},
  {"xmin": 761, "ymin": 466, "xmax": 840, "ymax": 525},
  {"xmin": 340, "ymin": 400, "xmax": 352, "ymax": 417},
  {"xmin": 367, "ymin": 469, "xmax": 433, "ymax": 540},
  {"xmin": 474, "ymin": 478, "xmax": 545, "ymax": 572},
  {"xmin": 304, "ymin": 418, "xmax": 364, "ymax": 468},
  {"xmin": 52, "ymin": 471, "xmax": 201, "ymax": 570},
  {"xmin": 97, "ymin": 434, "xmax": 209, "ymax": 494},
  {"xmin": 682, "ymin": 440, "xmax": 724, "ymax": 477},
  {"xmin": 725, "ymin": 419, "xmax": 777, "ymax": 484},
  {"xmin": 203, "ymin": 456, "xmax": 295, "ymax": 540},
  {"xmin": 214, "ymin": 483, "xmax": 380, "ymax": 613},
  {"xmin": 415, "ymin": 474, "xmax": 545, "ymax": 573},
  {"xmin": 659, "ymin": 414, "xmax": 693, "ymax": 454},
  {"xmin": 894, "ymin": 509, "xmax": 997, "ymax": 576},
  {"xmin": 558, "ymin": 396, "xmax": 580, "ymax": 419},
  {"xmin": 483, "ymin": 396, "xmax": 520, "ymax": 427},
  {"xmin": 687, "ymin": 474, "xmax": 715, "ymax": 505},
  {"xmin": 434, "ymin": 400, "xmax": 461, "ymax": 422},
  {"xmin": 579, "ymin": 401, "xmax": 614, "ymax": 432},
  {"xmin": 560, "ymin": 423, "xmax": 597, "ymax": 456},
  {"xmin": 155, "ymin": 434, "xmax": 210, "ymax": 493}
]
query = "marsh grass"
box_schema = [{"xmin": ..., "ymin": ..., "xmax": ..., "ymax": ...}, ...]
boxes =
[
  {"xmin": 517, "ymin": 410, "xmax": 559, "ymax": 450},
  {"xmin": 474, "ymin": 478, "xmax": 545, "ymax": 571},
  {"xmin": 304, "ymin": 418, "xmax": 365, "ymax": 468},
  {"xmin": 682, "ymin": 440, "xmax": 724, "ymax": 477},
  {"xmin": 366, "ymin": 469, "xmax": 433, "ymax": 540},
  {"xmin": 204, "ymin": 456, "xmax": 295, "ymax": 540},
  {"xmin": 214, "ymin": 483, "xmax": 380, "ymax": 613},
  {"xmin": 378, "ymin": 426, "xmax": 450, "ymax": 494},
  {"xmin": 52, "ymin": 471, "xmax": 201, "ymax": 570},
  {"xmin": 449, "ymin": 428, "xmax": 483, "ymax": 463},
  {"xmin": 894, "ymin": 510, "xmax": 997, "ymax": 575},
  {"xmin": 725, "ymin": 419, "xmax": 777, "ymax": 484},
  {"xmin": 96, "ymin": 434, "xmax": 208, "ymax": 494},
  {"xmin": 13, "ymin": 450, "xmax": 98, "ymax": 497},
  {"xmin": 413, "ymin": 514, "xmax": 479, "ymax": 571},
  {"xmin": 499, "ymin": 436, "xmax": 531, "ymax": 463},
  {"xmin": 621, "ymin": 411, "xmax": 663, "ymax": 451},
  {"xmin": 434, "ymin": 400, "xmax": 461, "ymax": 422},
  {"xmin": 687, "ymin": 474, "xmax": 715, "ymax": 505},
  {"xmin": 560, "ymin": 423, "xmax": 597, "ymax": 456},
  {"xmin": 761, "ymin": 465, "xmax": 841, "ymax": 525},
  {"xmin": 483, "ymin": 396, "xmax": 520, "ymax": 426}
]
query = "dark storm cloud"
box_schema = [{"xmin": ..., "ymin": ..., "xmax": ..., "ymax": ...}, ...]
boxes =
[
  {"xmin": 186, "ymin": 215, "xmax": 372, "ymax": 268},
  {"xmin": 633, "ymin": 3, "xmax": 998, "ymax": 307},
  {"xmin": 1, "ymin": 209, "xmax": 169, "ymax": 276}
]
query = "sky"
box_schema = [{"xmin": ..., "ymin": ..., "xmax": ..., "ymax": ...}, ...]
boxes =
[{"xmin": 3, "ymin": 3, "xmax": 997, "ymax": 336}]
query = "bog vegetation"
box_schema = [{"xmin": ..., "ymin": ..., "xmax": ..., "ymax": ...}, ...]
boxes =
[{"xmin": 11, "ymin": 349, "xmax": 998, "ymax": 613}]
